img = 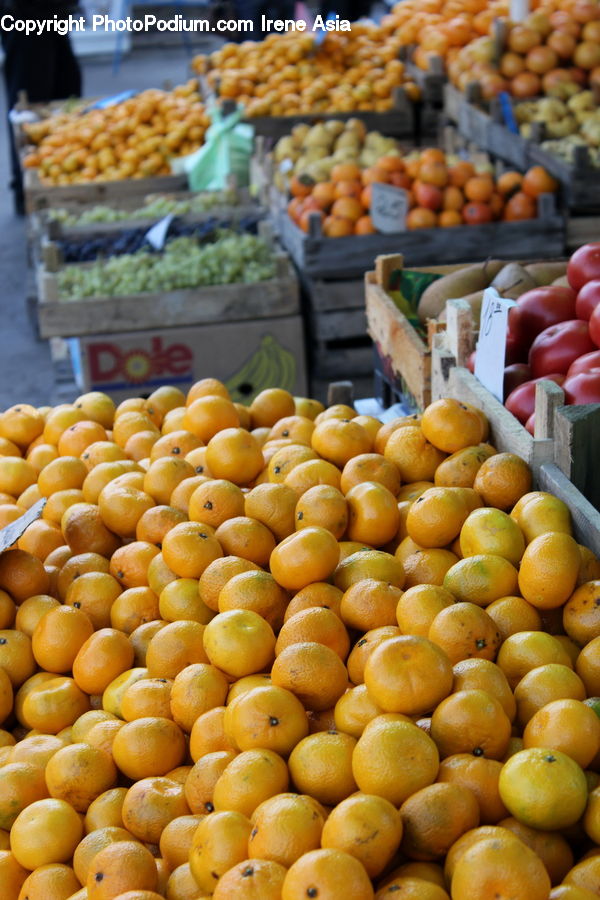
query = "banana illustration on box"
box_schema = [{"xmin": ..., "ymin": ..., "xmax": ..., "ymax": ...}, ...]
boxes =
[{"xmin": 225, "ymin": 335, "xmax": 297, "ymax": 404}]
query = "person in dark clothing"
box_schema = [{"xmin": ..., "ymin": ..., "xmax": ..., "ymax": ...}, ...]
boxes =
[{"xmin": 1, "ymin": 1, "xmax": 82, "ymax": 214}]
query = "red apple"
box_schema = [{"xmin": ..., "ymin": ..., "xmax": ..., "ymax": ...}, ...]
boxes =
[
  {"xmin": 575, "ymin": 279, "xmax": 600, "ymax": 320},
  {"xmin": 563, "ymin": 369, "xmax": 600, "ymax": 404},
  {"xmin": 528, "ymin": 319, "xmax": 596, "ymax": 376}
]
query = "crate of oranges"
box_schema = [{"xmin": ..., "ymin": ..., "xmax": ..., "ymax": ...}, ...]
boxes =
[{"xmin": 273, "ymin": 140, "xmax": 565, "ymax": 279}]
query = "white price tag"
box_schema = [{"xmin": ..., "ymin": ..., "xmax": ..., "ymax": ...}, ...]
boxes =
[
  {"xmin": 474, "ymin": 288, "xmax": 516, "ymax": 402},
  {"xmin": 145, "ymin": 214, "xmax": 175, "ymax": 251},
  {"xmin": 279, "ymin": 159, "xmax": 294, "ymax": 174},
  {"xmin": 370, "ymin": 183, "xmax": 409, "ymax": 234}
]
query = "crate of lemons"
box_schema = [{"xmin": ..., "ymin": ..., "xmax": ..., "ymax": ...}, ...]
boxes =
[{"xmin": 0, "ymin": 383, "xmax": 598, "ymax": 900}]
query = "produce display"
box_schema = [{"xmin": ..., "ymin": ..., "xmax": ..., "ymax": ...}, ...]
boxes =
[
  {"xmin": 55, "ymin": 231, "xmax": 277, "ymax": 298},
  {"xmin": 279, "ymin": 131, "xmax": 559, "ymax": 234},
  {"xmin": 0, "ymin": 384, "xmax": 598, "ymax": 900},
  {"xmin": 193, "ymin": 26, "xmax": 419, "ymax": 118},
  {"xmin": 448, "ymin": 3, "xmax": 600, "ymax": 99},
  {"xmin": 515, "ymin": 91, "xmax": 600, "ymax": 164},
  {"xmin": 46, "ymin": 190, "xmax": 241, "ymax": 226},
  {"xmin": 21, "ymin": 81, "xmax": 209, "ymax": 186}
]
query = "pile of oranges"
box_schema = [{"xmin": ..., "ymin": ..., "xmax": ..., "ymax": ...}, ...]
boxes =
[
  {"xmin": 193, "ymin": 26, "xmax": 419, "ymax": 118},
  {"xmin": 0, "ymin": 381, "xmax": 598, "ymax": 899},
  {"xmin": 447, "ymin": 1, "xmax": 600, "ymax": 99},
  {"xmin": 287, "ymin": 149, "xmax": 559, "ymax": 235},
  {"xmin": 21, "ymin": 82, "xmax": 209, "ymax": 186}
]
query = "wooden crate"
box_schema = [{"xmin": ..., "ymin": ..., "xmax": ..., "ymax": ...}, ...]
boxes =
[
  {"xmin": 527, "ymin": 141, "xmax": 600, "ymax": 212},
  {"xmin": 399, "ymin": 49, "xmax": 446, "ymax": 107},
  {"xmin": 431, "ymin": 303, "xmax": 600, "ymax": 517},
  {"xmin": 35, "ymin": 247, "xmax": 299, "ymax": 339},
  {"xmin": 275, "ymin": 190, "xmax": 564, "ymax": 279},
  {"xmin": 302, "ymin": 277, "xmax": 372, "ymax": 382}
]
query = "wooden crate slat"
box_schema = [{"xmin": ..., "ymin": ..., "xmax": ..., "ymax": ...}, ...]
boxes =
[
  {"xmin": 309, "ymin": 308, "xmax": 366, "ymax": 342},
  {"xmin": 311, "ymin": 344, "xmax": 374, "ymax": 379},
  {"xmin": 537, "ymin": 463, "xmax": 600, "ymax": 556},
  {"xmin": 527, "ymin": 142, "xmax": 600, "ymax": 211},
  {"xmin": 302, "ymin": 278, "xmax": 366, "ymax": 313}
]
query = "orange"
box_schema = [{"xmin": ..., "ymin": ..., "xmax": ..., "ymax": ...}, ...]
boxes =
[
  {"xmin": 121, "ymin": 775, "xmax": 190, "ymax": 843},
  {"xmin": 421, "ymin": 398, "xmax": 486, "ymax": 453},
  {"xmin": 136, "ymin": 504, "xmax": 187, "ymax": 545},
  {"xmin": 372, "ymin": 415, "xmax": 421, "ymax": 456},
  {"xmin": 0, "ymin": 403, "xmax": 44, "ymax": 447},
  {"xmin": 294, "ymin": 484, "xmax": 348, "ymax": 539},
  {"xmin": 17, "ymin": 518, "xmax": 64, "ymax": 561},
  {"xmin": 428, "ymin": 602, "xmax": 501, "ymax": 665},
  {"xmin": 16, "ymin": 863, "xmax": 81, "ymax": 900},
  {"xmin": 451, "ymin": 835, "xmax": 551, "ymax": 900},
  {"xmin": 396, "ymin": 584, "xmax": 455, "ymax": 637},
  {"xmin": 10, "ymin": 798, "xmax": 83, "ymax": 869},
  {"xmin": 7, "ymin": 733, "xmax": 62, "ymax": 768},
  {"xmin": 188, "ymin": 479, "xmax": 245, "ymax": 528},
  {"xmin": 284, "ymin": 582, "xmax": 343, "ymax": 623},
  {"xmin": 250, "ymin": 388, "xmax": 296, "ymax": 428},
  {"xmin": 0, "ymin": 548, "xmax": 50, "ymax": 603},
  {"xmin": 212, "ymin": 747, "xmax": 289, "ymax": 818},
  {"xmin": 120, "ymin": 676, "xmax": 173, "ymax": 721},
  {"xmin": 0, "ymin": 628, "xmax": 36, "ymax": 688},
  {"xmin": 443, "ymin": 555, "xmax": 519, "ymax": 607},
  {"xmin": 58, "ymin": 419, "xmax": 108, "ymax": 457},
  {"xmin": 109, "ymin": 586, "xmax": 161, "ymax": 635},
  {"xmin": 460, "ymin": 507, "xmax": 525, "ymax": 565},
  {"xmin": 98, "ymin": 481, "xmax": 155, "ymax": 539},
  {"xmin": 340, "ymin": 453, "xmax": 401, "ymax": 496},
  {"xmin": 311, "ymin": 418, "xmax": 372, "ymax": 468},
  {"xmin": 20, "ymin": 675, "xmax": 91, "ymax": 733},
  {"xmin": 364, "ymin": 635, "xmax": 453, "ymax": 715},
  {"xmin": 161, "ymin": 521, "xmax": 223, "ymax": 579},
  {"xmin": 288, "ymin": 730, "xmax": 357, "ymax": 805},
  {"xmin": 498, "ymin": 747, "xmax": 588, "ymax": 830},
  {"xmin": 513, "ymin": 663, "xmax": 586, "ymax": 728},
  {"xmin": 497, "ymin": 631, "xmax": 573, "ymax": 690},
  {"xmin": 189, "ymin": 706, "xmax": 235, "ymax": 760},
  {"xmin": 159, "ymin": 813, "xmax": 205, "ymax": 870},
  {"xmin": 346, "ymin": 626, "xmax": 401, "ymax": 686},
  {"xmin": 203, "ymin": 609, "xmax": 275, "ymax": 678},
  {"xmin": 224, "ymin": 684, "xmax": 309, "ymax": 755},
  {"xmin": 518, "ymin": 532, "xmax": 581, "ymax": 610},
  {"xmin": 333, "ymin": 684, "xmax": 383, "ymax": 738},
  {"xmin": 267, "ymin": 444, "xmax": 317, "ymax": 484},
  {"xmin": 145, "ymin": 620, "xmax": 209, "ymax": 679},
  {"xmin": 399, "ymin": 781, "xmax": 480, "ymax": 860},
  {"xmin": 430, "ymin": 688, "xmax": 512, "ymax": 760},
  {"xmin": 584, "ymin": 784, "xmax": 600, "ymax": 845},
  {"xmin": 375, "ymin": 875, "xmax": 450, "ymax": 899},
  {"xmin": 247, "ymin": 793, "xmax": 326, "ymax": 870},
  {"xmin": 184, "ymin": 749, "xmax": 237, "ymax": 814},
  {"xmin": 158, "ymin": 577, "xmax": 214, "ymax": 624},
  {"xmin": 31, "ymin": 604, "xmax": 94, "ymax": 674},
  {"xmin": 108, "ymin": 540, "xmax": 160, "ymax": 588},
  {"xmin": 275, "ymin": 606, "xmax": 349, "ymax": 660},
  {"xmin": 270, "ymin": 526, "xmax": 339, "ymax": 591},
  {"xmin": 438, "ymin": 754, "xmax": 508, "ymax": 824},
  {"xmin": 0, "ymin": 458, "xmax": 38, "ymax": 498},
  {"xmin": 142, "ymin": 457, "xmax": 195, "ymax": 505},
  {"xmin": 44, "ymin": 742, "xmax": 117, "ymax": 812},
  {"xmin": 549, "ymin": 886, "xmax": 599, "ymax": 900},
  {"xmin": 0, "ymin": 762, "xmax": 49, "ymax": 830},
  {"xmin": 169, "ymin": 662, "xmax": 229, "ymax": 732},
  {"xmin": 402, "ymin": 544, "xmax": 459, "ymax": 585},
  {"xmin": 321, "ymin": 792, "xmax": 402, "ymax": 878},
  {"xmin": 80, "ymin": 440, "xmax": 126, "ymax": 470},
  {"xmin": 183, "ymin": 395, "xmax": 240, "ymax": 441},
  {"xmin": 214, "ymin": 516, "xmax": 276, "ymax": 567},
  {"xmin": 187, "ymin": 377, "xmax": 230, "ymax": 404},
  {"xmin": 563, "ymin": 580, "xmax": 600, "ymax": 645},
  {"xmin": 452, "ymin": 658, "xmax": 516, "ymax": 722},
  {"xmin": 340, "ymin": 578, "xmax": 402, "ymax": 632},
  {"xmin": 499, "ymin": 817, "xmax": 575, "ymax": 885},
  {"xmin": 563, "ymin": 857, "xmax": 600, "ymax": 896},
  {"xmin": 111, "ymin": 716, "xmax": 186, "ymax": 780},
  {"xmin": 522, "ymin": 697, "xmax": 600, "ymax": 768},
  {"xmin": 352, "ymin": 715, "xmax": 440, "ymax": 806},
  {"xmin": 74, "ymin": 390, "xmax": 116, "ymax": 428},
  {"xmin": 212, "ymin": 858, "xmax": 287, "ymax": 900},
  {"xmin": 37, "ymin": 454, "xmax": 88, "ymax": 497},
  {"xmin": 189, "ymin": 809, "xmax": 252, "ymax": 894},
  {"xmin": 576, "ymin": 636, "xmax": 600, "ymax": 694},
  {"xmin": 284, "ymin": 458, "xmax": 342, "ymax": 496},
  {"xmin": 271, "ymin": 641, "xmax": 348, "ymax": 711},
  {"xmin": 0, "ymin": 851, "xmax": 29, "ymax": 899},
  {"xmin": 150, "ymin": 429, "xmax": 203, "ymax": 461},
  {"xmin": 485, "ymin": 595, "xmax": 542, "ymax": 641},
  {"xmin": 268, "ymin": 414, "xmax": 315, "ymax": 446},
  {"xmin": 81, "ymin": 459, "xmax": 140, "ymax": 504},
  {"xmin": 384, "ymin": 425, "xmax": 446, "ymax": 482},
  {"xmin": 434, "ymin": 443, "xmax": 497, "ymax": 488},
  {"xmin": 511, "ymin": 491, "xmax": 572, "ymax": 542},
  {"xmin": 406, "ymin": 486, "xmax": 479, "ymax": 548},
  {"xmin": 345, "ymin": 481, "xmax": 400, "ymax": 546},
  {"xmin": 244, "ymin": 482, "xmax": 297, "ymax": 541},
  {"xmin": 473, "ymin": 452, "xmax": 532, "ymax": 510},
  {"xmin": 128, "ymin": 620, "xmax": 167, "ymax": 667},
  {"xmin": 198, "ymin": 555, "xmax": 261, "ymax": 612},
  {"xmin": 281, "ymin": 847, "xmax": 373, "ymax": 900},
  {"xmin": 61, "ymin": 503, "xmax": 120, "ymax": 557},
  {"xmin": 87, "ymin": 840, "xmax": 158, "ymax": 900},
  {"xmin": 205, "ymin": 427, "xmax": 264, "ymax": 485},
  {"xmin": 334, "ymin": 549, "xmax": 405, "ymax": 590},
  {"xmin": 218, "ymin": 570, "xmax": 287, "ymax": 631}
]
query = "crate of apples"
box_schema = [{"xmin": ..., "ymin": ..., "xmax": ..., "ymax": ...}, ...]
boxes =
[{"xmin": 287, "ymin": 147, "xmax": 560, "ymax": 236}]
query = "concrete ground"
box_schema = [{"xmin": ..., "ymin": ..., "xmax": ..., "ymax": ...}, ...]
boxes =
[{"xmin": 0, "ymin": 38, "xmax": 216, "ymax": 410}]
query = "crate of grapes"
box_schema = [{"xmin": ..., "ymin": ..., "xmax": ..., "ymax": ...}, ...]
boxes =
[{"xmin": 35, "ymin": 225, "xmax": 299, "ymax": 339}]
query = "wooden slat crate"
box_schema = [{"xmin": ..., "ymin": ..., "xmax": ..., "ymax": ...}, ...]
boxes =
[
  {"xmin": 302, "ymin": 278, "xmax": 372, "ymax": 382},
  {"xmin": 431, "ymin": 302, "xmax": 600, "ymax": 516},
  {"xmin": 35, "ymin": 247, "xmax": 299, "ymax": 339},
  {"xmin": 527, "ymin": 141, "xmax": 600, "ymax": 212},
  {"xmin": 399, "ymin": 49, "xmax": 446, "ymax": 107},
  {"xmin": 275, "ymin": 189, "xmax": 564, "ymax": 280}
]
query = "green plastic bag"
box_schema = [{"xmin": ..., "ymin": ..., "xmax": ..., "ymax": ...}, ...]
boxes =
[{"xmin": 173, "ymin": 105, "xmax": 254, "ymax": 192}]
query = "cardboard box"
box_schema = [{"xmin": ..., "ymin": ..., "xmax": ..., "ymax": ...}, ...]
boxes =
[{"xmin": 69, "ymin": 315, "xmax": 307, "ymax": 403}]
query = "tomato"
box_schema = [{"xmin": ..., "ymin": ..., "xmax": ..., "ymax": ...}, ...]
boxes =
[
  {"xmin": 503, "ymin": 363, "xmax": 532, "ymax": 401},
  {"xmin": 590, "ymin": 303, "xmax": 600, "ymax": 348},
  {"xmin": 514, "ymin": 286, "xmax": 576, "ymax": 343},
  {"xmin": 567, "ymin": 242, "xmax": 600, "ymax": 292},
  {"xmin": 563, "ymin": 369, "xmax": 600, "ymax": 404},
  {"xmin": 567, "ymin": 349, "xmax": 600, "ymax": 377},
  {"xmin": 505, "ymin": 308, "xmax": 530, "ymax": 364},
  {"xmin": 528, "ymin": 319, "xmax": 596, "ymax": 377},
  {"xmin": 505, "ymin": 374, "xmax": 565, "ymax": 425},
  {"xmin": 525, "ymin": 412, "xmax": 536, "ymax": 435},
  {"xmin": 463, "ymin": 202, "xmax": 493, "ymax": 225},
  {"xmin": 575, "ymin": 279, "xmax": 600, "ymax": 321}
]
